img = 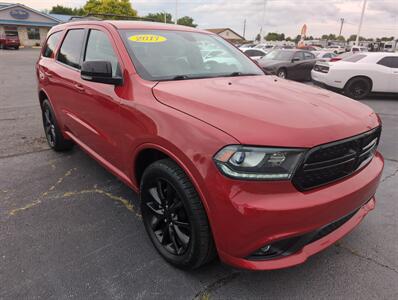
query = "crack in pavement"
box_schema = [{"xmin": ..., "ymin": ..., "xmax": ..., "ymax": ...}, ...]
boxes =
[
  {"xmin": 57, "ymin": 188, "xmax": 141, "ymax": 219},
  {"xmin": 335, "ymin": 243, "xmax": 398, "ymax": 274},
  {"xmin": 380, "ymin": 167, "xmax": 398, "ymax": 184},
  {"xmin": 193, "ymin": 272, "xmax": 240, "ymax": 300},
  {"xmin": 0, "ymin": 148, "xmax": 50, "ymax": 159},
  {"xmin": 7, "ymin": 168, "xmax": 77, "ymax": 216}
]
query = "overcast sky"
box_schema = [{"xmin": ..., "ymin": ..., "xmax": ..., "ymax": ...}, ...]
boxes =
[{"xmin": 10, "ymin": 0, "xmax": 398, "ymax": 39}]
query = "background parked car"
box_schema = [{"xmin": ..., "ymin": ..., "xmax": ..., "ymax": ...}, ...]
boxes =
[
  {"xmin": 243, "ymin": 48, "xmax": 267, "ymax": 60},
  {"xmin": 0, "ymin": 33, "xmax": 20, "ymax": 50},
  {"xmin": 299, "ymin": 45, "xmax": 322, "ymax": 51},
  {"xmin": 239, "ymin": 43, "xmax": 256, "ymax": 51},
  {"xmin": 313, "ymin": 50, "xmax": 338, "ymax": 61},
  {"xmin": 312, "ymin": 52, "xmax": 398, "ymax": 99},
  {"xmin": 257, "ymin": 49, "xmax": 317, "ymax": 81},
  {"xmin": 327, "ymin": 45, "xmax": 345, "ymax": 54}
]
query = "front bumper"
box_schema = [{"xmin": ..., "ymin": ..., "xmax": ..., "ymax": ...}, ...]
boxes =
[{"xmin": 205, "ymin": 152, "xmax": 383, "ymax": 270}]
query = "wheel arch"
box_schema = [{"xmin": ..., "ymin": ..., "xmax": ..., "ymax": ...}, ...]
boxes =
[
  {"xmin": 344, "ymin": 75, "xmax": 373, "ymax": 91},
  {"xmin": 132, "ymin": 143, "xmax": 212, "ymax": 214}
]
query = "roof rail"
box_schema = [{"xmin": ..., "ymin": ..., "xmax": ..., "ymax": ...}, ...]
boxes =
[{"xmin": 69, "ymin": 13, "xmax": 155, "ymax": 22}]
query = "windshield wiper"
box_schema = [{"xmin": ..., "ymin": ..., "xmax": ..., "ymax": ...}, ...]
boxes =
[
  {"xmin": 226, "ymin": 72, "xmax": 260, "ymax": 77},
  {"xmin": 171, "ymin": 75, "xmax": 190, "ymax": 80}
]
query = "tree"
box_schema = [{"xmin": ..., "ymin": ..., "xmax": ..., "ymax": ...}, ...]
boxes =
[
  {"xmin": 337, "ymin": 35, "xmax": 346, "ymax": 42},
  {"xmin": 177, "ymin": 16, "xmax": 197, "ymax": 27},
  {"xmin": 294, "ymin": 35, "xmax": 301, "ymax": 44},
  {"xmin": 145, "ymin": 12, "xmax": 173, "ymax": 23},
  {"xmin": 264, "ymin": 32, "xmax": 285, "ymax": 41},
  {"xmin": 50, "ymin": 5, "xmax": 85, "ymax": 15},
  {"xmin": 348, "ymin": 34, "xmax": 365, "ymax": 42},
  {"xmin": 83, "ymin": 0, "xmax": 137, "ymax": 17},
  {"xmin": 255, "ymin": 34, "xmax": 261, "ymax": 42},
  {"xmin": 380, "ymin": 36, "xmax": 394, "ymax": 41},
  {"xmin": 285, "ymin": 36, "xmax": 292, "ymax": 42}
]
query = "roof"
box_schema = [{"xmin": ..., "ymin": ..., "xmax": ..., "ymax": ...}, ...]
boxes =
[
  {"xmin": 205, "ymin": 28, "xmax": 245, "ymax": 40},
  {"xmin": 0, "ymin": 3, "xmax": 60, "ymax": 23},
  {"xmin": 49, "ymin": 14, "xmax": 73, "ymax": 23},
  {"xmin": 52, "ymin": 20, "xmax": 212, "ymax": 34}
]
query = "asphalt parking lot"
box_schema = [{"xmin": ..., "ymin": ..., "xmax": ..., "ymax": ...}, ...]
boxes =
[{"xmin": 1, "ymin": 48, "xmax": 397, "ymax": 299}]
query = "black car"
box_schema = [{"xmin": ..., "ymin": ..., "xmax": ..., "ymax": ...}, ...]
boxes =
[{"xmin": 258, "ymin": 49, "xmax": 317, "ymax": 81}]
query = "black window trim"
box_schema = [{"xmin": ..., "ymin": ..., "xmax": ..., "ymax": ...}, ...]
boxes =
[
  {"xmin": 55, "ymin": 28, "xmax": 88, "ymax": 72},
  {"xmin": 41, "ymin": 29, "xmax": 64, "ymax": 59}
]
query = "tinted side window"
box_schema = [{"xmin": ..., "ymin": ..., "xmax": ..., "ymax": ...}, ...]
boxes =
[
  {"xmin": 377, "ymin": 57, "xmax": 398, "ymax": 68},
  {"xmin": 245, "ymin": 50, "xmax": 264, "ymax": 57},
  {"xmin": 293, "ymin": 52, "xmax": 304, "ymax": 60},
  {"xmin": 84, "ymin": 30, "xmax": 120, "ymax": 77},
  {"xmin": 303, "ymin": 52, "xmax": 315, "ymax": 60},
  {"xmin": 57, "ymin": 29, "xmax": 85, "ymax": 69},
  {"xmin": 43, "ymin": 31, "xmax": 62, "ymax": 58}
]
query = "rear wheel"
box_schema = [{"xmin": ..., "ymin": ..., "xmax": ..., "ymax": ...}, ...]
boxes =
[
  {"xmin": 41, "ymin": 99, "xmax": 73, "ymax": 151},
  {"xmin": 140, "ymin": 159, "xmax": 216, "ymax": 269},
  {"xmin": 344, "ymin": 77, "xmax": 371, "ymax": 100},
  {"xmin": 277, "ymin": 68, "xmax": 287, "ymax": 79}
]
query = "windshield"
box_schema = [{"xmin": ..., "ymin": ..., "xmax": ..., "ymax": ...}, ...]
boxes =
[
  {"xmin": 120, "ymin": 30, "xmax": 263, "ymax": 81},
  {"xmin": 263, "ymin": 50, "xmax": 293, "ymax": 61}
]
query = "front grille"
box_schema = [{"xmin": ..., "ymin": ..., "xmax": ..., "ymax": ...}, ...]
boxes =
[{"xmin": 293, "ymin": 127, "xmax": 381, "ymax": 191}]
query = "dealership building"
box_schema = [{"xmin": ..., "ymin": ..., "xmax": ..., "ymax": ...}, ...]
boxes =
[{"xmin": 0, "ymin": 3, "xmax": 66, "ymax": 47}]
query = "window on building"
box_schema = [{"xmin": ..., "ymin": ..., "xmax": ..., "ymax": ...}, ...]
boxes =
[
  {"xmin": 4, "ymin": 26, "xmax": 18, "ymax": 37},
  {"xmin": 57, "ymin": 29, "xmax": 85, "ymax": 69},
  {"xmin": 43, "ymin": 31, "xmax": 62, "ymax": 58},
  {"xmin": 27, "ymin": 27, "xmax": 40, "ymax": 40}
]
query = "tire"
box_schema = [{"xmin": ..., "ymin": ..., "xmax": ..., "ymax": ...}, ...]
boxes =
[
  {"xmin": 140, "ymin": 159, "xmax": 216, "ymax": 269},
  {"xmin": 344, "ymin": 77, "xmax": 372, "ymax": 100},
  {"xmin": 15, "ymin": 46, "xmax": 19, "ymax": 50},
  {"xmin": 41, "ymin": 99, "xmax": 73, "ymax": 151},
  {"xmin": 277, "ymin": 68, "xmax": 287, "ymax": 79}
]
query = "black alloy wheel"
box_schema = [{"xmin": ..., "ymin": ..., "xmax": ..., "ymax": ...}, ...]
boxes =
[
  {"xmin": 41, "ymin": 99, "xmax": 73, "ymax": 151},
  {"xmin": 344, "ymin": 78, "xmax": 371, "ymax": 100},
  {"xmin": 140, "ymin": 159, "xmax": 216, "ymax": 269}
]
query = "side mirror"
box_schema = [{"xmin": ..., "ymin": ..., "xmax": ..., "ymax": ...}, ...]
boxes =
[
  {"xmin": 81, "ymin": 61, "xmax": 123, "ymax": 85},
  {"xmin": 291, "ymin": 58, "xmax": 300, "ymax": 63}
]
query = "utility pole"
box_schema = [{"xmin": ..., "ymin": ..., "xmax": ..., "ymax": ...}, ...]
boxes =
[
  {"xmin": 356, "ymin": 0, "xmax": 367, "ymax": 45},
  {"xmin": 259, "ymin": 0, "xmax": 267, "ymax": 41},
  {"xmin": 174, "ymin": 0, "xmax": 178, "ymax": 24},
  {"xmin": 339, "ymin": 18, "xmax": 345, "ymax": 37},
  {"xmin": 243, "ymin": 19, "xmax": 246, "ymax": 39}
]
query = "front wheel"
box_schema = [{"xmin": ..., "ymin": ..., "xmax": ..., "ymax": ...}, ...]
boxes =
[
  {"xmin": 344, "ymin": 77, "xmax": 372, "ymax": 100},
  {"xmin": 140, "ymin": 159, "xmax": 216, "ymax": 269},
  {"xmin": 41, "ymin": 99, "xmax": 73, "ymax": 151},
  {"xmin": 277, "ymin": 68, "xmax": 287, "ymax": 79}
]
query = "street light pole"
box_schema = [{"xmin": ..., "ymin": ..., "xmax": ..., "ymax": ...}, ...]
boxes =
[
  {"xmin": 339, "ymin": 18, "xmax": 344, "ymax": 37},
  {"xmin": 356, "ymin": 0, "xmax": 367, "ymax": 45}
]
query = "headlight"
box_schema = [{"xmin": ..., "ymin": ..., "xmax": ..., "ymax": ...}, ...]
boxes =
[{"xmin": 213, "ymin": 145, "xmax": 305, "ymax": 180}]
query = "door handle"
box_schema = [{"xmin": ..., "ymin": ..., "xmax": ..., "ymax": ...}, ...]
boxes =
[
  {"xmin": 44, "ymin": 71, "xmax": 52, "ymax": 77},
  {"xmin": 74, "ymin": 83, "xmax": 85, "ymax": 92}
]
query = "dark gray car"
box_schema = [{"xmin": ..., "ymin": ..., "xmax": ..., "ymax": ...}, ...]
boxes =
[{"xmin": 258, "ymin": 49, "xmax": 317, "ymax": 81}]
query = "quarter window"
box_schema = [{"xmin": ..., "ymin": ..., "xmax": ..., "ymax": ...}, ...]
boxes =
[
  {"xmin": 377, "ymin": 57, "xmax": 398, "ymax": 68},
  {"xmin": 84, "ymin": 30, "xmax": 120, "ymax": 77},
  {"xmin": 43, "ymin": 31, "xmax": 62, "ymax": 58},
  {"xmin": 57, "ymin": 29, "xmax": 85, "ymax": 69}
]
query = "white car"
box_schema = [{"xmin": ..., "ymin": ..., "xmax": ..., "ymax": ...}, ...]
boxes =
[
  {"xmin": 243, "ymin": 48, "xmax": 267, "ymax": 60},
  {"xmin": 327, "ymin": 45, "xmax": 345, "ymax": 54},
  {"xmin": 311, "ymin": 52, "xmax": 398, "ymax": 99}
]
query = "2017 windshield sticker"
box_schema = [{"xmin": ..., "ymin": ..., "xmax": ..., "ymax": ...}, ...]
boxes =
[{"xmin": 128, "ymin": 34, "xmax": 167, "ymax": 43}]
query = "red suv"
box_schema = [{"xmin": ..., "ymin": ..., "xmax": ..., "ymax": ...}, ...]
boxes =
[
  {"xmin": 0, "ymin": 32, "xmax": 20, "ymax": 49},
  {"xmin": 36, "ymin": 21, "xmax": 383, "ymax": 270}
]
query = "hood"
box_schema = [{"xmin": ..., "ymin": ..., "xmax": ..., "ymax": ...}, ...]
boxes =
[{"xmin": 152, "ymin": 76, "xmax": 379, "ymax": 148}]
